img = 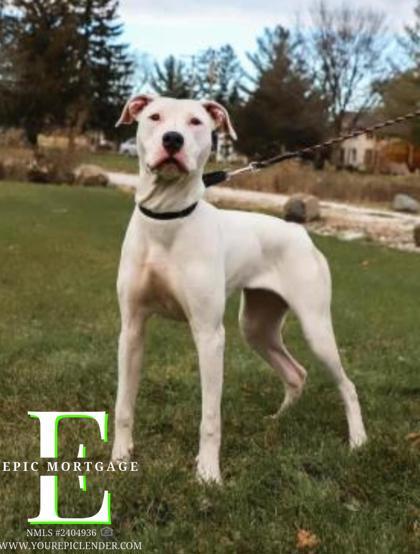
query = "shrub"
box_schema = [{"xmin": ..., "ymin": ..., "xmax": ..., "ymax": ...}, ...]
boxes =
[{"xmin": 0, "ymin": 148, "xmax": 82, "ymax": 184}]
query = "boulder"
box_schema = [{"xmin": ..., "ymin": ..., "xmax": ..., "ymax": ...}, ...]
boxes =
[
  {"xmin": 283, "ymin": 193, "xmax": 320, "ymax": 223},
  {"xmin": 74, "ymin": 164, "xmax": 109, "ymax": 187},
  {"xmin": 339, "ymin": 230, "xmax": 367, "ymax": 242},
  {"xmin": 414, "ymin": 224, "xmax": 420, "ymax": 247},
  {"xmin": 392, "ymin": 194, "xmax": 419, "ymax": 214},
  {"xmin": 27, "ymin": 158, "xmax": 55, "ymax": 183}
]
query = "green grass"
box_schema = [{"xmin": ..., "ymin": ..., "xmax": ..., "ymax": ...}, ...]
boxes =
[
  {"xmin": 0, "ymin": 181, "xmax": 419, "ymax": 553},
  {"xmin": 82, "ymin": 151, "xmax": 139, "ymax": 173}
]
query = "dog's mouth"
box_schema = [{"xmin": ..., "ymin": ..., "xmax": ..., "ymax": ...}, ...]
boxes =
[{"xmin": 150, "ymin": 156, "xmax": 188, "ymax": 174}]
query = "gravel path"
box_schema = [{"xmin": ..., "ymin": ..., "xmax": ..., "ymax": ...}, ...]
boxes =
[{"xmin": 107, "ymin": 171, "xmax": 420, "ymax": 253}]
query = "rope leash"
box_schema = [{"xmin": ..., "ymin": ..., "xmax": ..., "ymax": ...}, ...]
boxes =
[{"xmin": 203, "ymin": 109, "xmax": 420, "ymax": 188}]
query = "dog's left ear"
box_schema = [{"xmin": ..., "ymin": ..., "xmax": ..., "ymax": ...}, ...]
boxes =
[
  {"xmin": 201, "ymin": 100, "xmax": 237, "ymax": 141},
  {"xmin": 116, "ymin": 94, "xmax": 155, "ymax": 127}
]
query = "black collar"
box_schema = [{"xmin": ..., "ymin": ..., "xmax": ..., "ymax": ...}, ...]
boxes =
[{"xmin": 138, "ymin": 201, "xmax": 198, "ymax": 220}]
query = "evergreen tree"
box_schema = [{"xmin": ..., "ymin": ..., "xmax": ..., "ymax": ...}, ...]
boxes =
[
  {"xmin": 71, "ymin": 0, "xmax": 133, "ymax": 139},
  {"xmin": 235, "ymin": 26, "xmax": 328, "ymax": 159},
  {"xmin": 1, "ymin": 0, "xmax": 133, "ymax": 145},
  {"xmin": 245, "ymin": 27, "xmax": 289, "ymax": 80},
  {"xmin": 150, "ymin": 56, "xmax": 192, "ymax": 98},
  {"xmin": 148, "ymin": 47, "xmax": 243, "ymax": 106}
]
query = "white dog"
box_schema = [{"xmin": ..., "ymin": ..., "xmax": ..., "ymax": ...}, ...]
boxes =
[{"xmin": 111, "ymin": 95, "xmax": 367, "ymax": 483}]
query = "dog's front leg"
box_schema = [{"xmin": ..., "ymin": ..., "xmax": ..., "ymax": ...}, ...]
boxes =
[
  {"xmin": 112, "ymin": 304, "xmax": 147, "ymax": 463},
  {"xmin": 191, "ymin": 323, "xmax": 225, "ymax": 484}
]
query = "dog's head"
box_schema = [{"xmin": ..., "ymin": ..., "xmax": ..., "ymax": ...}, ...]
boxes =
[{"xmin": 116, "ymin": 95, "xmax": 237, "ymax": 181}]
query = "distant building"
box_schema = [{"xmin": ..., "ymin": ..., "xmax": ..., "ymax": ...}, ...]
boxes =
[
  {"xmin": 215, "ymin": 132, "xmax": 247, "ymax": 164},
  {"xmin": 338, "ymin": 113, "xmax": 420, "ymax": 174}
]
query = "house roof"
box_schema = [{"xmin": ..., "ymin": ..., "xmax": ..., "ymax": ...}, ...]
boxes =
[{"xmin": 341, "ymin": 111, "xmax": 382, "ymax": 131}]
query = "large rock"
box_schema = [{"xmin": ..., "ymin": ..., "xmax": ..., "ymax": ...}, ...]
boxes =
[
  {"xmin": 283, "ymin": 193, "xmax": 320, "ymax": 223},
  {"xmin": 74, "ymin": 164, "xmax": 109, "ymax": 187},
  {"xmin": 392, "ymin": 194, "xmax": 419, "ymax": 214},
  {"xmin": 414, "ymin": 224, "xmax": 420, "ymax": 247},
  {"xmin": 26, "ymin": 155, "xmax": 74, "ymax": 184},
  {"xmin": 27, "ymin": 158, "xmax": 55, "ymax": 183}
]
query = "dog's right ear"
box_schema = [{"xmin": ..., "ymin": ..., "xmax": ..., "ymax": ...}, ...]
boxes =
[{"xmin": 115, "ymin": 94, "xmax": 155, "ymax": 127}]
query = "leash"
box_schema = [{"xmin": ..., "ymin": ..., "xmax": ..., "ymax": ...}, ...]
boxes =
[{"xmin": 203, "ymin": 109, "xmax": 420, "ymax": 188}]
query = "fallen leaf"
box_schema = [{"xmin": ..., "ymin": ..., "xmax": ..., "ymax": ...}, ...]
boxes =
[
  {"xmin": 296, "ymin": 529, "xmax": 320, "ymax": 550},
  {"xmin": 406, "ymin": 432, "xmax": 420, "ymax": 447},
  {"xmin": 344, "ymin": 497, "xmax": 361, "ymax": 512}
]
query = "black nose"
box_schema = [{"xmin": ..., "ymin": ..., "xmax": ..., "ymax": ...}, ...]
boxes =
[{"xmin": 162, "ymin": 131, "xmax": 184, "ymax": 153}]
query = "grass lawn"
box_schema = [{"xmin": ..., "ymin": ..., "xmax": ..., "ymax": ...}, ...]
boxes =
[
  {"xmin": 0, "ymin": 181, "xmax": 419, "ymax": 553},
  {"xmin": 82, "ymin": 151, "xmax": 139, "ymax": 174}
]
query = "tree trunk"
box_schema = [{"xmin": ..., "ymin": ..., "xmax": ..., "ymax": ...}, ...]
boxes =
[
  {"xmin": 408, "ymin": 142, "xmax": 415, "ymax": 171},
  {"xmin": 68, "ymin": 106, "xmax": 89, "ymax": 151},
  {"xmin": 25, "ymin": 121, "xmax": 39, "ymax": 148}
]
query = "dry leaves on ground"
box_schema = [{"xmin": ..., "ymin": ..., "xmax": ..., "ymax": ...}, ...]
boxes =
[
  {"xmin": 296, "ymin": 528, "xmax": 320, "ymax": 550},
  {"xmin": 406, "ymin": 432, "xmax": 420, "ymax": 447}
]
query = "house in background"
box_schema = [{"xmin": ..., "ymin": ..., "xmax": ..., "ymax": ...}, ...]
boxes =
[
  {"xmin": 215, "ymin": 132, "xmax": 247, "ymax": 164},
  {"xmin": 339, "ymin": 116, "xmax": 377, "ymax": 171},
  {"xmin": 338, "ymin": 112, "xmax": 420, "ymax": 174}
]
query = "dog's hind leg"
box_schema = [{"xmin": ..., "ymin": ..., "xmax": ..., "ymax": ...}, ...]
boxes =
[
  {"xmin": 239, "ymin": 288, "xmax": 307, "ymax": 417},
  {"xmin": 295, "ymin": 305, "xmax": 367, "ymax": 448},
  {"xmin": 287, "ymin": 251, "xmax": 367, "ymax": 448}
]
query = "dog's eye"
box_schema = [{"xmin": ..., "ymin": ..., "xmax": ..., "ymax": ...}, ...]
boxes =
[
  {"xmin": 190, "ymin": 117, "xmax": 202, "ymax": 126},
  {"xmin": 149, "ymin": 113, "xmax": 160, "ymax": 121}
]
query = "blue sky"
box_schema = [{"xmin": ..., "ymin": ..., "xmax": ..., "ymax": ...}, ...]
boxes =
[{"xmin": 118, "ymin": 0, "xmax": 417, "ymax": 64}]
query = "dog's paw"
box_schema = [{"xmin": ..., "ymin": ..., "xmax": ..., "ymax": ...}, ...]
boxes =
[
  {"xmin": 264, "ymin": 411, "xmax": 282, "ymax": 422},
  {"xmin": 265, "ymin": 384, "xmax": 304, "ymax": 421},
  {"xmin": 111, "ymin": 441, "xmax": 133, "ymax": 463},
  {"xmin": 196, "ymin": 457, "xmax": 222, "ymax": 485},
  {"xmin": 349, "ymin": 429, "xmax": 368, "ymax": 450}
]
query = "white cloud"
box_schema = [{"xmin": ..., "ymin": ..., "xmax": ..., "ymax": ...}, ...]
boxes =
[
  {"xmin": 119, "ymin": 0, "xmax": 416, "ymax": 28},
  {"xmin": 118, "ymin": 0, "xmax": 417, "ymax": 62}
]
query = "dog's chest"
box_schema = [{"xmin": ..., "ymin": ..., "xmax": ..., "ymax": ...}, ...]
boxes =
[{"xmin": 138, "ymin": 262, "xmax": 186, "ymax": 321}]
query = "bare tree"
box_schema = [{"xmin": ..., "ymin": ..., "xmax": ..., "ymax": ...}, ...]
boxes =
[
  {"xmin": 377, "ymin": 1, "xmax": 420, "ymax": 145},
  {"xmin": 401, "ymin": 0, "xmax": 420, "ymax": 67},
  {"xmin": 194, "ymin": 45, "xmax": 243, "ymax": 107},
  {"xmin": 306, "ymin": 1, "xmax": 387, "ymax": 134}
]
